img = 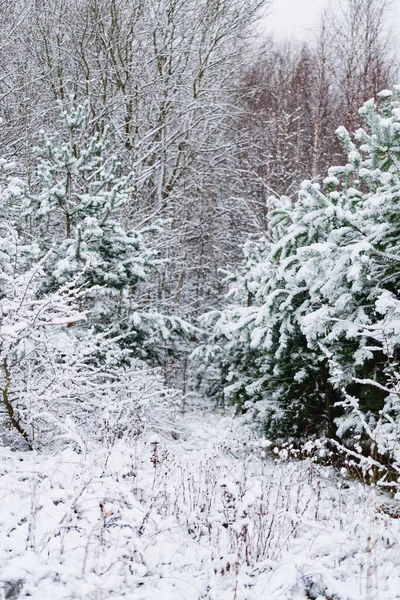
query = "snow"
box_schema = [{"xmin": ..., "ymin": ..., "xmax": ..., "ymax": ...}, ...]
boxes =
[
  {"xmin": 0, "ymin": 322, "xmax": 29, "ymax": 338},
  {"xmin": 378, "ymin": 90, "xmax": 394, "ymax": 99},
  {"xmin": 1, "ymin": 410, "xmax": 400, "ymax": 600}
]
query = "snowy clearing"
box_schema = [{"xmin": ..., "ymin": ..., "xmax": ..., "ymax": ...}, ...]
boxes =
[{"xmin": 1, "ymin": 410, "xmax": 399, "ymax": 600}]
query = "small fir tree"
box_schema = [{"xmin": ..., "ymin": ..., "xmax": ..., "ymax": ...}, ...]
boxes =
[{"xmin": 23, "ymin": 102, "xmax": 192, "ymax": 365}]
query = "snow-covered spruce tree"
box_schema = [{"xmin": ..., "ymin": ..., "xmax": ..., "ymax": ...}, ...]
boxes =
[
  {"xmin": 23, "ymin": 102, "xmax": 192, "ymax": 366},
  {"xmin": 198, "ymin": 88, "xmax": 400, "ymax": 476},
  {"xmin": 194, "ymin": 195, "xmax": 340, "ymax": 440},
  {"xmin": 1, "ymin": 148, "xmax": 179, "ymax": 450}
]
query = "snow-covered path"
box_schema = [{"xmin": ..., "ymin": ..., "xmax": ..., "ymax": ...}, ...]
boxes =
[{"xmin": 1, "ymin": 411, "xmax": 400, "ymax": 599}]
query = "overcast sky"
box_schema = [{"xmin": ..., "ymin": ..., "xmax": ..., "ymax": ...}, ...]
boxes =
[
  {"xmin": 262, "ymin": 0, "xmax": 328, "ymax": 39},
  {"xmin": 261, "ymin": 0, "xmax": 400, "ymax": 43}
]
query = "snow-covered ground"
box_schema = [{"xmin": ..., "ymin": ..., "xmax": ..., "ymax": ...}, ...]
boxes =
[{"xmin": 1, "ymin": 409, "xmax": 400, "ymax": 600}]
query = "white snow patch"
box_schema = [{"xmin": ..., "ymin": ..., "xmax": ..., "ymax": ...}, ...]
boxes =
[{"xmin": 0, "ymin": 411, "xmax": 399, "ymax": 599}]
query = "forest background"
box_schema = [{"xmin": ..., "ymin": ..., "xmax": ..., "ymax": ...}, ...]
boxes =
[{"xmin": 1, "ymin": 0, "xmax": 400, "ymax": 480}]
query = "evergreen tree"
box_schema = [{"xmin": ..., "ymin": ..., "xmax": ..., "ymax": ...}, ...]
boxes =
[
  {"xmin": 0, "ymin": 139, "xmax": 179, "ymax": 450},
  {"xmin": 23, "ymin": 102, "xmax": 192, "ymax": 365},
  {"xmin": 199, "ymin": 88, "xmax": 400, "ymax": 477}
]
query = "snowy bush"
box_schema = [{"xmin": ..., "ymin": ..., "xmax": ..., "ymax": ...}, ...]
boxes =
[{"xmin": 0, "ymin": 232, "xmax": 176, "ymax": 450}]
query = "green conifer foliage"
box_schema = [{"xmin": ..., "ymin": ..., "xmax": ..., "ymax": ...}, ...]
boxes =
[
  {"xmin": 200, "ymin": 88, "xmax": 400, "ymax": 475},
  {"xmin": 23, "ymin": 102, "xmax": 193, "ymax": 365}
]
